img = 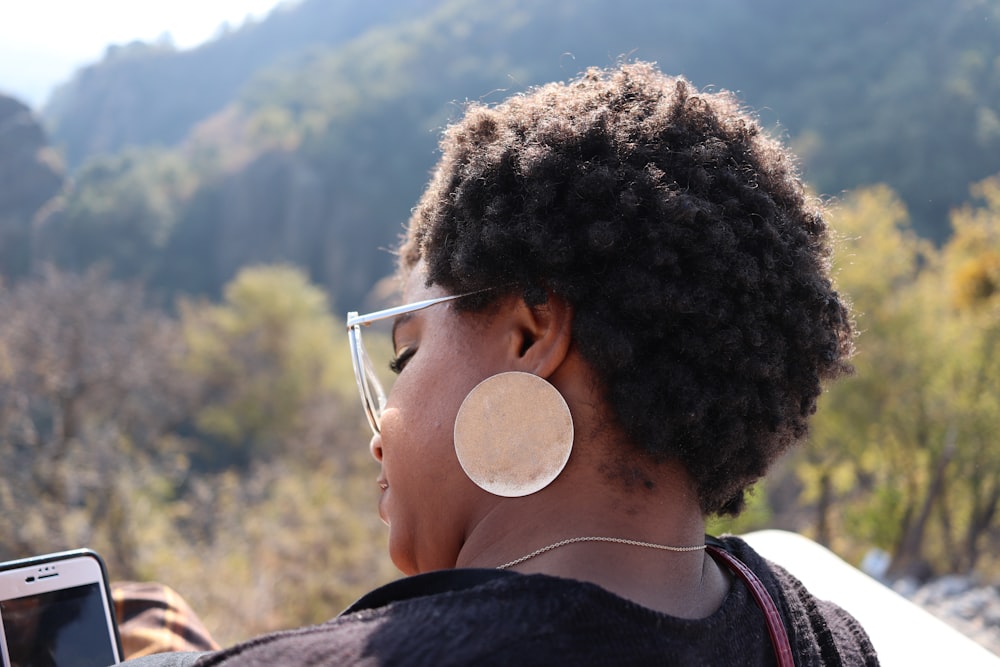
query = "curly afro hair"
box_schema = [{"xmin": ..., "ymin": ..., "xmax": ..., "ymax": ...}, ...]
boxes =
[{"xmin": 400, "ymin": 62, "xmax": 853, "ymax": 516}]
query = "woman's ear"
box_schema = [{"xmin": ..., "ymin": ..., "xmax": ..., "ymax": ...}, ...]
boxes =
[{"xmin": 506, "ymin": 293, "xmax": 574, "ymax": 380}]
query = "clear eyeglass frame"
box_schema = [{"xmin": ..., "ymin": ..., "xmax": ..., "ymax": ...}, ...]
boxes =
[{"xmin": 346, "ymin": 291, "xmax": 474, "ymax": 435}]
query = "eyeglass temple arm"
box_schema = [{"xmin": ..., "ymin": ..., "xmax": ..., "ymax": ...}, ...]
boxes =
[{"xmin": 346, "ymin": 292, "xmax": 471, "ymax": 329}]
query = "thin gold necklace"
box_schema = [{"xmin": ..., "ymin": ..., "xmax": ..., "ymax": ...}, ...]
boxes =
[{"xmin": 497, "ymin": 536, "xmax": 706, "ymax": 570}]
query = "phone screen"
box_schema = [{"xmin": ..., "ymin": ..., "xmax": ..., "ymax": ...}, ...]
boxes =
[{"xmin": 1, "ymin": 582, "xmax": 117, "ymax": 667}]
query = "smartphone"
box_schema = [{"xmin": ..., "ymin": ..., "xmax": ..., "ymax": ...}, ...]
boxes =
[{"xmin": 0, "ymin": 549, "xmax": 122, "ymax": 667}]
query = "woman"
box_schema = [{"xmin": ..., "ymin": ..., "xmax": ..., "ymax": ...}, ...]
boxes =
[{"xmin": 128, "ymin": 62, "xmax": 876, "ymax": 665}]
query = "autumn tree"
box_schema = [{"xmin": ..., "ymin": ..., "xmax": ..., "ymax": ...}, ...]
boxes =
[
  {"xmin": 798, "ymin": 185, "xmax": 931, "ymax": 551},
  {"xmin": 0, "ymin": 267, "xmax": 194, "ymax": 574},
  {"xmin": 925, "ymin": 174, "xmax": 1000, "ymax": 573},
  {"xmin": 798, "ymin": 178, "xmax": 1000, "ymax": 577}
]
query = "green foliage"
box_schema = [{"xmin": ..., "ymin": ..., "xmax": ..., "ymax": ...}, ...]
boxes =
[
  {"xmin": 843, "ymin": 483, "xmax": 907, "ymax": 550},
  {"xmin": 948, "ymin": 176, "xmax": 1000, "ymax": 311},
  {"xmin": 178, "ymin": 264, "xmax": 353, "ymax": 465},
  {"xmin": 0, "ymin": 266, "xmax": 389, "ymax": 645},
  {"xmin": 794, "ymin": 177, "xmax": 1000, "ymax": 576},
  {"xmin": 789, "ymin": 187, "xmax": 923, "ymax": 553},
  {"xmin": 39, "ymin": 147, "xmax": 196, "ymax": 281},
  {"xmin": 130, "ymin": 453, "xmax": 392, "ymax": 646}
]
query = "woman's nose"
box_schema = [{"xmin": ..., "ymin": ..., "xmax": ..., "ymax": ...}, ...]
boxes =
[{"xmin": 370, "ymin": 434, "xmax": 383, "ymax": 462}]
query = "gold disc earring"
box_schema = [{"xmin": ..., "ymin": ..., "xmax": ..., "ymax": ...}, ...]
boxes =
[{"xmin": 453, "ymin": 371, "xmax": 574, "ymax": 497}]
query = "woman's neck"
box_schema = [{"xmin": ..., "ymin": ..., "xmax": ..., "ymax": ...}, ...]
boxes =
[{"xmin": 455, "ymin": 457, "xmax": 730, "ymax": 618}]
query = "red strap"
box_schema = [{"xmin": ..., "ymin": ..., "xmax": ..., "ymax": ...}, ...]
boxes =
[{"xmin": 707, "ymin": 545, "xmax": 795, "ymax": 667}]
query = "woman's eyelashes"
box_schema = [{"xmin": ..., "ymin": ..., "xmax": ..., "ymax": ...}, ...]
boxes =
[{"xmin": 389, "ymin": 347, "xmax": 416, "ymax": 375}]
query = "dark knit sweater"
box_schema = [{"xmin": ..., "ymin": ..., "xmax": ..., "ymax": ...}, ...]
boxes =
[{"xmin": 126, "ymin": 537, "xmax": 878, "ymax": 666}]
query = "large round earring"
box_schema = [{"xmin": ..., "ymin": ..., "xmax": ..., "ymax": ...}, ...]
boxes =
[{"xmin": 453, "ymin": 371, "xmax": 574, "ymax": 497}]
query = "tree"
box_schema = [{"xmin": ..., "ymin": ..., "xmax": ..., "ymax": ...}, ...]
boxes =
[
  {"xmin": 0, "ymin": 268, "xmax": 193, "ymax": 574},
  {"xmin": 33, "ymin": 148, "xmax": 196, "ymax": 282},
  {"xmin": 128, "ymin": 449, "xmax": 393, "ymax": 646},
  {"xmin": 926, "ymin": 174, "xmax": 1000, "ymax": 573},
  {"xmin": 793, "ymin": 186, "xmax": 929, "ymax": 553},
  {"xmin": 797, "ymin": 179, "xmax": 1000, "ymax": 577},
  {"xmin": 178, "ymin": 264, "xmax": 355, "ymax": 467},
  {"xmin": 134, "ymin": 264, "xmax": 388, "ymax": 645}
]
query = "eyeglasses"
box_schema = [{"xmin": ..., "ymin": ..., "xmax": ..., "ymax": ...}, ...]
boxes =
[{"xmin": 346, "ymin": 291, "xmax": 477, "ymax": 435}]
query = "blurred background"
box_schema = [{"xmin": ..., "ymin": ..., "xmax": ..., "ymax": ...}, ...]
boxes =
[{"xmin": 1, "ymin": 0, "xmax": 999, "ymax": 651}]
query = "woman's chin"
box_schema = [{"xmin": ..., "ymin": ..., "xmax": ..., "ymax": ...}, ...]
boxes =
[{"xmin": 387, "ymin": 536, "xmax": 420, "ymax": 576}]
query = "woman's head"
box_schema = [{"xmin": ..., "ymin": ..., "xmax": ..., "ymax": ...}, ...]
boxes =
[{"xmin": 399, "ymin": 61, "xmax": 853, "ymax": 516}]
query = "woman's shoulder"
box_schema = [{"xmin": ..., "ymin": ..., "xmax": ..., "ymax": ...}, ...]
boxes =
[
  {"xmin": 179, "ymin": 565, "xmax": 775, "ymax": 666},
  {"xmin": 119, "ymin": 544, "xmax": 877, "ymax": 666},
  {"xmin": 716, "ymin": 534, "xmax": 879, "ymax": 666}
]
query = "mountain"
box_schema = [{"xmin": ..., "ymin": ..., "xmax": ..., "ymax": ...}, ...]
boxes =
[
  {"xmin": 43, "ymin": 0, "xmax": 438, "ymax": 170},
  {"xmin": 20, "ymin": 0, "xmax": 1000, "ymax": 310}
]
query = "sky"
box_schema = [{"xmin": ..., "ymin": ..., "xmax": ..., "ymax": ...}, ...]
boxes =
[{"xmin": 0, "ymin": 0, "xmax": 289, "ymax": 109}]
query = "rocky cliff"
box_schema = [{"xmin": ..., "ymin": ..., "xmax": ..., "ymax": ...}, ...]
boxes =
[{"xmin": 0, "ymin": 95, "xmax": 64, "ymax": 279}]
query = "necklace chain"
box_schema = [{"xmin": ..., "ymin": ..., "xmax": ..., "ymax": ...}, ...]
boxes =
[{"xmin": 496, "ymin": 536, "xmax": 706, "ymax": 570}]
